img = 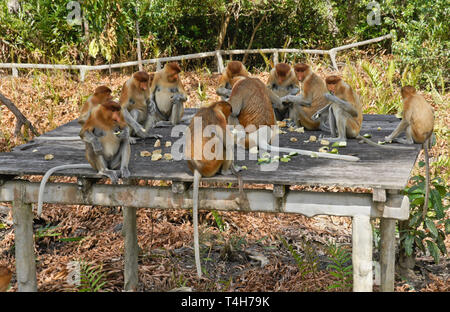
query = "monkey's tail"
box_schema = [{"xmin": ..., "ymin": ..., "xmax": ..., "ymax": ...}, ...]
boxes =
[
  {"xmin": 37, "ymin": 164, "xmax": 92, "ymax": 217},
  {"xmin": 193, "ymin": 169, "xmax": 202, "ymax": 278},
  {"xmin": 356, "ymin": 135, "xmax": 415, "ymax": 150},
  {"xmin": 259, "ymin": 141, "xmax": 360, "ymax": 162},
  {"xmin": 422, "ymin": 141, "xmax": 430, "ymax": 220}
]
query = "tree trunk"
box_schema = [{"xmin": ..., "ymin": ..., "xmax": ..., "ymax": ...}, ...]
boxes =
[
  {"xmin": 216, "ymin": 12, "xmax": 232, "ymax": 51},
  {"xmin": 0, "ymin": 93, "xmax": 39, "ymax": 138},
  {"xmin": 242, "ymin": 14, "xmax": 266, "ymax": 65},
  {"xmin": 325, "ymin": 0, "xmax": 339, "ymax": 38}
]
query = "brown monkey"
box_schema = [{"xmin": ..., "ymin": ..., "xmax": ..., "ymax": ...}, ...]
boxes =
[
  {"xmin": 282, "ymin": 63, "xmax": 329, "ymax": 130},
  {"xmin": 78, "ymin": 86, "xmax": 113, "ymax": 154},
  {"xmin": 78, "ymin": 85, "xmax": 113, "ymax": 126},
  {"xmin": 37, "ymin": 100, "xmax": 131, "ymax": 216},
  {"xmin": 216, "ymin": 60, "xmax": 250, "ymax": 101},
  {"xmin": 227, "ymin": 76, "xmax": 359, "ymax": 161},
  {"xmin": 119, "ymin": 71, "xmax": 160, "ymax": 140},
  {"xmin": 185, "ymin": 101, "xmax": 239, "ymax": 277},
  {"xmin": 149, "ymin": 62, "xmax": 188, "ymax": 127},
  {"xmin": 0, "ymin": 266, "xmax": 12, "ymax": 292},
  {"xmin": 266, "ymin": 63, "xmax": 300, "ymax": 121},
  {"xmin": 313, "ymin": 76, "xmax": 416, "ymax": 150},
  {"xmin": 385, "ymin": 86, "xmax": 435, "ymax": 217}
]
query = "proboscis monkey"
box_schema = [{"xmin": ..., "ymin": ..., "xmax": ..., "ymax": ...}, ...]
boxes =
[
  {"xmin": 37, "ymin": 100, "xmax": 131, "ymax": 216},
  {"xmin": 216, "ymin": 60, "xmax": 249, "ymax": 101},
  {"xmin": 78, "ymin": 85, "xmax": 113, "ymax": 154},
  {"xmin": 149, "ymin": 62, "xmax": 188, "ymax": 127},
  {"xmin": 281, "ymin": 63, "xmax": 329, "ymax": 130},
  {"xmin": 119, "ymin": 71, "xmax": 161, "ymax": 141},
  {"xmin": 185, "ymin": 101, "xmax": 241, "ymax": 277},
  {"xmin": 227, "ymin": 76, "xmax": 359, "ymax": 161},
  {"xmin": 266, "ymin": 63, "xmax": 300, "ymax": 121},
  {"xmin": 313, "ymin": 76, "xmax": 416, "ymax": 150},
  {"xmin": 385, "ymin": 85, "xmax": 435, "ymax": 217}
]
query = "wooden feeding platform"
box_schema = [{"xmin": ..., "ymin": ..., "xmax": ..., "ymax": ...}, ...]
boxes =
[{"xmin": 0, "ymin": 108, "xmax": 422, "ymax": 292}]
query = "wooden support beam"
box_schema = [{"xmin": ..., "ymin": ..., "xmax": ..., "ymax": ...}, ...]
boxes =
[
  {"xmin": 380, "ymin": 218, "xmax": 396, "ymax": 292},
  {"xmin": 123, "ymin": 206, "xmax": 138, "ymax": 291},
  {"xmin": 11, "ymin": 182, "xmax": 37, "ymax": 292},
  {"xmin": 352, "ymin": 214, "xmax": 373, "ymax": 292}
]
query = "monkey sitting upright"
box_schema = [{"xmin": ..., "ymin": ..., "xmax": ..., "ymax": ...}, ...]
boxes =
[
  {"xmin": 81, "ymin": 100, "xmax": 131, "ymax": 182},
  {"xmin": 119, "ymin": 71, "xmax": 153, "ymax": 139},
  {"xmin": 216, "ymin": 60, "xmax": 249, "ymax": 101},
  {"xmin": 37, "ymin": 100, "xmax": 131, "ymax": 217},
  {"xmin": 266, "ymin": 63, "xmax": 300, "ymax": 121},
  {"xmin": 385, "ymin": 85, "xmax": 435, "ymax": 218},
  {"xmin": 78, "ymin": 85, "xmax": 113, "ymax": 154},
  {"xmin": 280, "ymin": 63, "xmax": 329, "ymax": 130},
  {"xmin": 148, "ymin": 62, "xmax": 188, "ymax": 127},
  {"xmin": 312, "ymin": 75, "xmax": 415, "ymax": 150}
]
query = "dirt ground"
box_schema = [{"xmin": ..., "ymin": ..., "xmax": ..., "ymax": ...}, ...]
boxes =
[{"xmin": 0, "ymin": 63, "xmax": 448, "ymax": 292}]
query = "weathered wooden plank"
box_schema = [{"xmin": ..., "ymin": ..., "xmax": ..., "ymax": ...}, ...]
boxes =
[{"xmin": 0, "ymin": 110, "xmax": 421, "ymax": 190}]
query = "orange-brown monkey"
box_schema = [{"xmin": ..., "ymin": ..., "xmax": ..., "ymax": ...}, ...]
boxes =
[
  {"xmin": 79, "ymin": 86, "xmax": 113, "ymax": 125},
  {"xmin": 119, "ymin": 71, "xmax": 160, "ymax": 140},
  {"xmin": 216, "ymin": 60, "xmax": 250, "ymax": 101},
  {"xmin": 385, "ymin": 86, "xmax": 435, "ymax": 217},
  {"xmin": 0, "ymin": 266, "xmax": 12, "ymax": 292},
  {"xmin": 227, "ymin": 76, "xmax": 359, "ymax": 161},
  {"xmin": 283, "ymin": 63, "xmax": 329, "ymax": 130},
  {"xmin": 78, "ymin": 86, "xmax": 113, "ymax": 154},
  {"xmin": 37, "ymin": 100, "xmax": 132, "ymax": 216},
  {"xmin": 266, "ymin": 63, "xmax": 300, "ymax": 121},
  {"xmin": 149, "ymin": 62, "xmax": 188, "ymax": 127},
  {"xmin": 313, "ymin": 76, "xmax": 416, "ymax": 150},
  {"xmin": 185, "ymin": 101, "xmax": 240, "ymax": 278}
]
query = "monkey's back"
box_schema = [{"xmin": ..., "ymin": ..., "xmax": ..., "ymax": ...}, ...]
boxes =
[
  {"xmin": 299, "ymin": 73, "xmax": 329, "ymax": 129},
  {"xmin": 186, "ymin": 106, "xmax": 228, "ymax": 177},
  {"xmin": 406, "ymin": 94, "xmax": 434, "ymax": 143},
  {"xmin": 232, "ymin": 78, "xmax": 275, "ymax": 128}
]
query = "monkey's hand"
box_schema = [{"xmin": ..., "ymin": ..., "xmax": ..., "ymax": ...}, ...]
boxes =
[
  {"xmin": 216, "ymin": 87, "xmax": 232, "ymax": 98},
  {"xmin": 312, "ymin": 104, "xmax": 331, "ymax": 121},
  {"xmin": 288, "ymin": 87, "xmax": 300, "ymax": 95},
  {"xmin": 281, "ymin": 94, "xmax": 310, "ymax": 107},
  {"xmin": 171, "ymin": 93, "xmax": 187, "ymax": 103},
  {"xmin": 120, "ymin": 167, "xmax": 131, "ymax": 179},
  {"xmin": 324, "ymin": 93, "xmax": 357, "ymax": 117}
]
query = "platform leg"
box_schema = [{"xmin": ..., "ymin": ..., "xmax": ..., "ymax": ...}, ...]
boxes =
[
  {"xmin": 123, "ymin": 206, "xmax": 138, "ymax": 291},
  {"xmin": 12, "ymin": 183, "xmax": 37, "ymax": 292},
  {"xmin": 380, "ymin": 218, "xmax": 396, "ymax": 292},
  {"xmin": 352, "ymin": 214, "xmax": 373, "ymax": 292}
]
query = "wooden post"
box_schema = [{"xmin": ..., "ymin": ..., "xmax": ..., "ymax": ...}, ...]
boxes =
[
  {"xmin": 79, "ymin": 68, "xmax": 87, "ymax": 82},
  {"xmin": 12, "ymin": 67, "xmax": 18, "ymax": 77},
  {"xmin": 380, "ymin": 218, "xmax": 396, "ymax": 291},
  {"xmin": 123, "ymin": 206, "xmax": 138, "ymax": 291},
  {"xmin": 216, "ymin": 50, "xmax": 224, "ymax": 73},
  {"xmin": 273, "ymin": 51, "xmax": 279, "ymax": 66},
  {"xmin": 352, "ymin": 214, "xmax": 373, "ymax": 292},
  {"xmin": 329, "ymin": 49, "xmax": 338, "ymax": 71},
  {"xmin": 12, "ymin": 182, "xmax": 37, "ymax": 292}
]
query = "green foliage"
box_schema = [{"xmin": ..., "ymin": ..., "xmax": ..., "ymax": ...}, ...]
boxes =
[
  {"xmin": 279, "ymin": 235, "xmax": 319, "ymax": 278},
  {"xmin": 0, "ymin": 0, "xmax": 447, "ymax": 85},
  {"xmin": 77, "ymin": 261, "xmax": 107, "ymax": 292},
  {"xmin": 401, "ymin": 175, "xmax": 449, "ymax": 264},
  {"xmin": 325, "ymin": 242, "xmax": 353, "ymax": 291}
]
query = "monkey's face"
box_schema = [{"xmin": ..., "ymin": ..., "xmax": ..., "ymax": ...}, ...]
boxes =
[
  {"xmin": 167, "ymin": 71, "xmax": 179, "ymax": 83},
  {"xmin": 139, "ymin": 81, "xmax": 148, "ymax": 91},
  {"xmin": 277, "ymin": 73, "xmax": 287, "ymax": 85},
  {"xmin": 295, "ymin": 71, "xmax": 305, "ymax": 82},
  {"xmin": 111, "ymin": 111, "xmax": 127, "ymax": 128},
  {"xmin": 327, "ymin": 84, "xmax": 336, "ymax": 94}
]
